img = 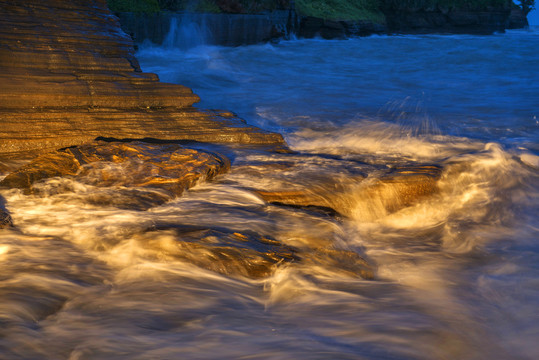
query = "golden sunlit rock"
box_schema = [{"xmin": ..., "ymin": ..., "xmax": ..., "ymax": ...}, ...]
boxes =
[
  {"xmin": 254, "ymin": 165, "xmax": 442, "ymax": 219},
  {"xmin": 0, "ymin": 141, "xmax": 230, "ymax": 205},
  {"xmin": 0, "ymin": 0, "xmax": 284, "ymax": 157}
]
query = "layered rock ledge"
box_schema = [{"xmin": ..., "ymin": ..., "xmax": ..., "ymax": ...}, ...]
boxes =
[
  {"xmin": 0, "ymin": 0, "xmax": 283, "ymax": 157},
  {"xmin": 0, "ymin": 141, "xmax": 230, "ymax": 208}
]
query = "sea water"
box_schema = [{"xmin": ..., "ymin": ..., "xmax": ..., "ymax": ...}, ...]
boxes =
[{"xmin": 0, "ymin": 28, "xmax": 538, "ymax": 359}]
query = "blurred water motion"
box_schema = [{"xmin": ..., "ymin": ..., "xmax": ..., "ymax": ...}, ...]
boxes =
[{"xmin": 1, "ymin": 29, "xmax": 538, "ymax": 359}]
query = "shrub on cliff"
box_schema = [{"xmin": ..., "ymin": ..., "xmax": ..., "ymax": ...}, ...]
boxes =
[
  {"xmin": 107, "ymin": 0, "xmax": 160, "ymax": 13},
  {"xmin": 295, "ymin": 0, "xmax": 385, "ymax": 22}
]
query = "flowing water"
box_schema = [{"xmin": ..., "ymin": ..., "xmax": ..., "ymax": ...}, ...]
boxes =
[{"xmin": 1, "ymin": 26, "xmax": 539, "ymax": 359}]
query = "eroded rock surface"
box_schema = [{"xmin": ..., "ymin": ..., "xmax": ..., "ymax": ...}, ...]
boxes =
[
  {"xmin": 0, "ymin": 141, "xmax": 230, "ymax": 209},
  {"xmin": 228, "ymin": 154, "xmax": 442, "ymax": 220},
  {"xmin": 145, "ymin": 227, "xmax": 299, "ymax": 279},
  {"xmin": 134, "ymin": 225, "xmax": 374, "ymax": 280},
  {"xmin": 0, "ymin": 0, "xmax": 283, "ymax": 156},
  {"xmin": 255, "ymin": 166, "xmax": 441, "ymax": 219}
]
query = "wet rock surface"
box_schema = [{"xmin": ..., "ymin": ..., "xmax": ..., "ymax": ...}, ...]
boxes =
[
  {"xmin": 0, "ymin": 0, "xmax": 283, "ymax": 156},
  {"xmin": 0, "ymin": 147, "xmax": 382, "ymax": 280},
  {"xmin": 254, "ymin": 166, "xmax": 441, "ymax": 220},
  {"xmin": 140, "ymin": 224, "xmax": 374, "ymax": 280},
  {"xmin": 0, "ymin": 141, "xmax": 230, "ymax": 209},
  {"xmin": 229, "ymin": 153, "xmax": 442, "ymax": 220},
  {"xmin": 143, "ymin": 226, "xmax": 300, "ymax": 279}
]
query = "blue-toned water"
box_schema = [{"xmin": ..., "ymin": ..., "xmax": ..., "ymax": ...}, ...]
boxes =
[
  {"xmin": 139, "ymin": 29, "xmax": 539, "ymax": 153},
  {"xmin": 1, "ymin": 29, "xmax": 538, "ymax": 359},
  {"xmin": 137, "ymin": 28, "xmax": 539, "ymax": 359}
]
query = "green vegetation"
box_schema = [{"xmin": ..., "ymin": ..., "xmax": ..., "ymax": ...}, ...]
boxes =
[
  {"xmin": 107, "ymin": 0, "xmax": 160, "ymax": 13},
  {"xmin": 295, "ymin": 0, "xmax": 384, "ymax": 22},
  {"xmin": 107, "ymin": 0, "xmax": 516, "ymax": 21}
]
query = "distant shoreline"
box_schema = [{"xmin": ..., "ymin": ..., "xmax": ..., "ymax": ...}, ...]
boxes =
[{"xmin": 115, "ymin": 6, "xmax": 529, "ymax": 47}]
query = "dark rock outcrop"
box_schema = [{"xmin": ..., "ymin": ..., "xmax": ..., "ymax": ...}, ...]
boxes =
[
  {"xmin": 0, "ymin": 196, "xmax": 12, "ymax": 229},
  {"xmin": 118, "ymin": 11, "xmax": 385, "ymax": 44},
  {"xmin": 507, "ymin": 7, "xmax": 529, "ymax": 29},
  {"xmin": 0, "ymin": 0, "xmax": 283, "ymax": 157},
  {"xmin": 297, "ymin": 16, "xmax": 386, "ymax": 39},
  {"xmin": 383, "ymin": 6, "xmax": 511, "ymax": 34},
  {"xmin": 0, "ymin": 210, "xmax": 12, "ymax": 228},
  {"xmin": 116, "ymin": 10, "xmax": 296, "ymax": 46},
  {"xmin": 114, "ymin": 2, "xmax": 519, "ymax": 45}
]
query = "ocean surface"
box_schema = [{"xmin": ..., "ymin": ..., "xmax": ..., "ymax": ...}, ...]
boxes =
[{"xmin": 1, "ymin": 27, "xmax": 538, "ymax": 359}]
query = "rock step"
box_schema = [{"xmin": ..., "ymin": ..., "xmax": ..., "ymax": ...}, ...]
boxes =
[
  {"xmin": 0, "ymin": 77, "xmax": 197, "ymax": 109},
  {"xmin": 0, "ymin": 109, "xmax": 284, "ymax": 154}
]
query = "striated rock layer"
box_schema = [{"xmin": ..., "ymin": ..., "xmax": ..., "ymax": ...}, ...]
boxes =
[{"xmin": 0, "ymin": 0, "xmax": 283, "ymax": 157}]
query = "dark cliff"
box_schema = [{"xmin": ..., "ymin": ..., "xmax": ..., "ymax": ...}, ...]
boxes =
[
  {"xmin": 111, "ymin": 1, "xmax": 523, "ymax": 46},
  {"xmin": 381, "ymin": 1, "xmax": 513, "ymax": 34}
]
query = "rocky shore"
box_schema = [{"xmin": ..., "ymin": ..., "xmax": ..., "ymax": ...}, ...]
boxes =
[
  {"xmin": 0, "ymin": 0, "xmax": 285, "ymax": 272},
  {"xmin": 0, "ymin": 0, "xmax": 472, "ymax": 279},
  {"xmin": 0, "ymin": 0, "xmax": 283, "ymax": 159}
]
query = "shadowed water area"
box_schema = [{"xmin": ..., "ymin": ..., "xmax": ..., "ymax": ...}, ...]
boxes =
[{"xmin": 1, "ymin": 24, "xmax": 539, "ymax": 359}]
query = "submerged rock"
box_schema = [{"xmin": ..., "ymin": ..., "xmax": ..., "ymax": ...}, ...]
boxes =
[
  {"xmin": 153, "ymin": 227, "xmax": 299, "ymax": 279},
  {"xmin": 0, "ymin": 141, "xmax": 230, "ymax": 209},
  {"xmin": 0, "ymin": 0, "xmax": 283, "ymax": 157},
  {"xmin": 240, "ymin": 155, "xmax": 442, "ymax": 220},
  {"xmin": 302, "ymin": 248, "xmax": 374, "ymax": 280},
  {"xmin": 138, "ymin": 225, "xmax": 374, "ymax": 280},
  {"xmin": 248, "ymin": 161, "xmax": 442, "ymax": 220},
  {"xmin": 0, "ymin": 152, "xmax": 81, "ymax": 190}
]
